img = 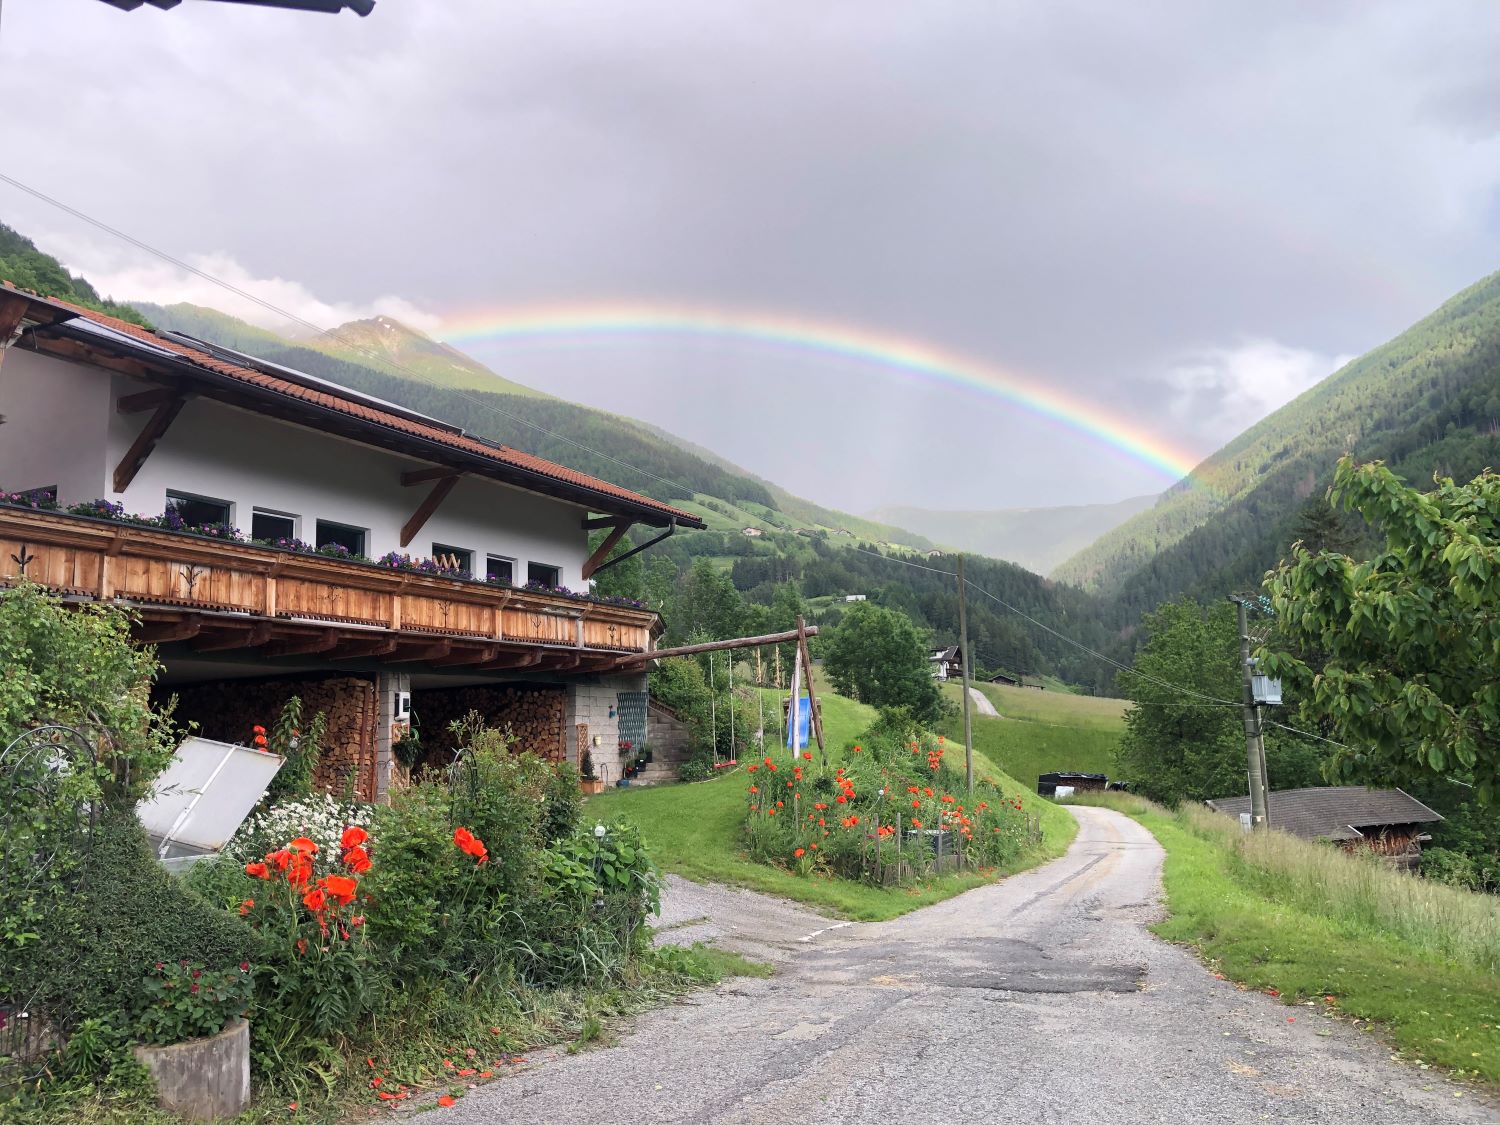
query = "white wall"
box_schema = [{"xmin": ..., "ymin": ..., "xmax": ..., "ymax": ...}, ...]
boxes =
[
  {"xmin": 92, "ymin": 371, "xmax": 591, "ymax": 585},
  {"xmin": 0, "ymin": 349, "xmax": 111, "ymax": 503}
]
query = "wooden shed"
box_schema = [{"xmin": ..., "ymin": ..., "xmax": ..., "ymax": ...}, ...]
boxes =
[{"xmin": 1206, "ymin": 786, "xmax": 1443, "ymax": 869}]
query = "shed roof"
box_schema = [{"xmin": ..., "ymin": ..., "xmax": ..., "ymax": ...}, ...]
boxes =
[
  {"xmin": 1206, "ymin": 786, "xmax": 1442, "ymax": 840},
  {"xmin": 4, "ymin": 287, "xmax": 703, "ymax": 529}
]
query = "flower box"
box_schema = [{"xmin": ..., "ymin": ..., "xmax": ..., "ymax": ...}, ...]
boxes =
[
  {"xmin": 133, "ymin": 1017, "xmax": 250, "ymax": 1123},
  {"xmin": 580, "ymin": 777, "xmax": 604, "ymax": 795}
]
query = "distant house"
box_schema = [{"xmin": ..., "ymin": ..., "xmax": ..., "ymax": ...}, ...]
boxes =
[
  {"xmin": 742, "ymin": 526, "xmax": 763, "ymax": 537},
  {"xmin": 834, "ymin": 527, "xmax": 853, "ymax": 537},
  {"xmin": 1205, "ymin": 787, "xmax": 1443, "ymax": 869},
  {"xmin": 926, "ymin": 549, "xmax": 944, "ymax": 559},
  {"xmin": 843, "ymin": 594, "xmax": 867, "ymax": 603},
  {"xmin": 929, "ymin": 645, "xmax": 963, "ymax": 680},
  {"xmin": 988, "ymin": 671, "xmax": 1021, "ymax": 687},
  {"xmin": 1038, "ymin": 772, "xmax": 1108, "ymax": 797}
]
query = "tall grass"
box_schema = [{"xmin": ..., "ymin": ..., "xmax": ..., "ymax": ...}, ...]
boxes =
[{"xmin": 1072, "ymin": 793, "xmax": 1500, "ymax": 973}]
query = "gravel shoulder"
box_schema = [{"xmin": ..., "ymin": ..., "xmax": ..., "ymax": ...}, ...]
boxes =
[{"xmin": 440, "ymin": 807, "xmax": 1496, "ymax": 1124}]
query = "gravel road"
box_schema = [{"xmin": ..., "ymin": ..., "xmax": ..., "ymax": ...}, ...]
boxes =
[
  {"xmin": 967, "ymin": 686, "xmax": 1001, "ymax": 718},
  {"xmin": 438, "ymin": 806, "xmax": 1493, "ymax": 1124}
]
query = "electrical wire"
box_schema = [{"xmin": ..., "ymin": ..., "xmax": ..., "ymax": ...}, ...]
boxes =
[{"xmin": 0, "ymin": 170, "xmax": 756, "ymax": 515}]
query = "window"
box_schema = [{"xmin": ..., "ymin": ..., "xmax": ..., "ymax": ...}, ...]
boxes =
[
  {"xmin": 315, "ymin": 519, "xmax": 367, "ymax": 557},
  {"xmin": 251, "ymin": 508, "xmax": 298, "ymax": 543},
  {"xmin": 485, "ymin": 554, "xmax": 515, "ymax": 584},
  {"xmin": 166, "ymin": 490, "xmax": 231, "ymax": 529},
  {"xmin": 431, "ymin": 543, "xmax": 473, "ymax": 573},
  {"xmin": 527, "ymin": 561, "xmax": 561, "ymax": 588}
]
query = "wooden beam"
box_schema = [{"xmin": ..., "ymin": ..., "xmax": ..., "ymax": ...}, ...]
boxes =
[
  {"xmin": 581, "ymin": 520, "xmax": 633, "ymax": 581},
  {"xmin": 116, "ymin": 386, "xmax": 183, "ymax": 414},
  {"xmin": 617, "ymin": 626, "xmax": 820, "ymax": 665},
  {"xmin": 400, "ymin": 466, "xmax": 463, "ymax": 486},
  {"xmin": 264, "ymin": 632, "xmax": 341, "ymax": 657},
  {"xmin": 329, "ymin": 636, "xmax": 400, "ymax": 661},
  {"xmin": 191, "ymin": 621, "xmax": 273, "ymax": 652},
  {"xmin": 137, "ymin": 614, "xmax": 203, "ymax": 644},
  {"xmin": 113, "ymin": 396, "xmax": 185, "ymax": 492},
  {"xmin": 0, "ymin": 292, "xmax": 29, "ymax": 349},
  {"xmin": 399, "ymin": 474, "xmax": 459, "ymax": 548},
  {"xmin": 385, "ymin": 639, "xmax": 453, "ymax": 664},
  {"xmin": 475, "ymin": 650, "xmax": 544, "ymax": 671},
  {"xmin": 534, "ymin": 652, "xmax": 583, "ymax": 672},
  {"xmin": 429, "ymin": 645, "xmax": 501, "ymax": 668}
]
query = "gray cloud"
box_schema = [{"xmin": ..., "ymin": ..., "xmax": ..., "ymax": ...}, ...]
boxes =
[{"xmin": 3, "ymin": 0, "xmax": 1498, "ymax": 511}]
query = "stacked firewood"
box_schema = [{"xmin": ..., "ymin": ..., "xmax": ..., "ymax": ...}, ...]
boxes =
[
  {"xmin": 413, "ymin": 684, "xmax": 567, "ymax": 765},
  {"xmin": 163, "ymin": 675, "xmax": 378, "ymax": 800}
]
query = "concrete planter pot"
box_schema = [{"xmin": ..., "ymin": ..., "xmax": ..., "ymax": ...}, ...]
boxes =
[{"xmin": 134, "ymin": 1017, "xmax": 250, "ymax": 1122}]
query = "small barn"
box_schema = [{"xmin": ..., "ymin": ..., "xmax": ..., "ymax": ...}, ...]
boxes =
[
  {"xmin": 742, "ymin": 526, "xmax": 763, "ymax": 537},
  {"xmin": 1038, "ymin": 771, "xmax": 1108, "ymax": 797},
  {"xmin": 1206, "ymin": 786, "xmax": 1443, "ymax": 869},
  {"xmin": 988, "ymin": 671, "xmax": 1021, "ymax": 687}
]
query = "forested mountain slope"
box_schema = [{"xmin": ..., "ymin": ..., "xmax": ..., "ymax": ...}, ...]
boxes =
[
  {"xmin": 868, "ymin": 495, "xmax": 1157, "ymax": 574},
  {"xmin": 1058, "ymin": 269, "xmax": 1500, "ymax": 622}
]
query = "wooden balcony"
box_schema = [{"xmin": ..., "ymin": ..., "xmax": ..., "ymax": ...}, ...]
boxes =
[{"xmin": 0, "ymin": 506, "xmax": 656, "ymax": 672}]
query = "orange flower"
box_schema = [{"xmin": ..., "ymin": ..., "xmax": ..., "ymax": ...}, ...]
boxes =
[
  {"xmin": 239, "ymin": 898, "xmax": 254, "ymax": 915},
  {"xmin": 302, "ymin": 888, "xmax": 327, "ymax": 912},
  {"xmin": 323, "ymin": 874, "xmax": 358, "ymax": 905},
  {"xmin": 793, "ymin": 848, "xmax": 805, "ymax": 858},
  {"xmin": 438, "ymin": 1095, "xmax": 457, "ymax": 1107},
  {"xmin": 286, "ymin": 853, "xmax": 314, "ymax": 887},
  {"xmin": 454, "ymin": 827, "xmax": 489, "ymax": 863},
  {"xmin": 341, "ymin": 825, "xmax": 369, "ymax": 849},
  {"xmin": 344, "ymin": 845, "xmax": 372, "ymax": 873},
  {"xmin": 749, "ymin": 785, "xmax": 759, "ymax": 794},
  {"xmin": 244, "ymin": 861, "xmax": 270, "ymax": 880},
  {"xmin": 266, "ymin": 848, "xmax": 292, "ymax": 872},
  {"xmin": 802, "ymin": 751, "xmax": 812, "ymax": 761},
  {"xmin": 911, "ymin": 819, "xmax": 923, "ymax": 829},
  {"xmin": 289, "ymin": 836, "xmax": 318, "ymax": 855}
]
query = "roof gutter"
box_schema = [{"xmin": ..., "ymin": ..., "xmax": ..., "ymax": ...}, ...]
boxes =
[{"xmin": 590, "ymin": 517, "xmax": 677, "ymax": 576}]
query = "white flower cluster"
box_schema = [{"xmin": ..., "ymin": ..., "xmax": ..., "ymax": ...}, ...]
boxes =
[{"xmin": 225, "ymin": 793, "xmax": 372, "ymax": 876}]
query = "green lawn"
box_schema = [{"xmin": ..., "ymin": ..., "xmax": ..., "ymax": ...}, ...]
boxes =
[
  {"xmin": 1075, "ymin": 793, "xmax": 1500, "ymax": 1088},
  {"xmin": 943, "ymin": 683, "xmax": 1124, "ymax": 792},
  {"xmin": 587, "ymin": 684, "xmax": 1077, "ymax": 922}
]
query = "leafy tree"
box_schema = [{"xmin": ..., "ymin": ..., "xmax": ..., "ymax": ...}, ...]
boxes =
[
  {"xmin": 822, "ymin": 602, "xmax": 945, "ymax": 725},
  {"xmin": 669, "ymin": 558, "xmax": 747, "ymax": 642},
  {"xmin": 1262, "ymin": 455, "xmax": 1500, "ymax": 802},
  {"xmin": 1115, "ymin": 599, "xmax": 1323, "ymax": 805}
]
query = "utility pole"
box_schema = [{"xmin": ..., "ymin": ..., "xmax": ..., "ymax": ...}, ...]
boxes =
[
  {"xmin": 957, "ymin": 555, "xmax": 974, "ymax": 795},
  {"xmin": 1231, "ymin": 596, "xmax": 1270, "ymax": 829}
]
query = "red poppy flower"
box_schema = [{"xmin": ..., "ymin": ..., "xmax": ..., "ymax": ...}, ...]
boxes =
[
  {"xmin": 302, "ymin": 888, "xmax": 327, "ymax": 912},
  {"xmin": 344, "ymin": 845, "xmax": 372, "ymax": 873},
  {"xmin": 323, "ymin": 874, "xmax": 358, "ymax": 905},
  {"xmin": 244, "ymin": 861, "xmax": 270, "ymax": 880},
  {"xmin": 453, "ymin": 827, "xmax": 489, "ymax": 863},
  {"xmin": 341, "ymin": 825, "xmax": 369, "ymax": 849},
  {"xmin": 289, "ymin": 836, "xmax": 318, "ymax": 855},
  {"xmin": 438, "ymin": 1095, "xmax": 457, "ymax": 1107},
  {"xmin": 239, "ymin": 898, "xmax": 254, "ymax": 916},
  {"xmin": 793, "ymin": 848, "xmax": 805, "ymax": 858},
  {"xmin": 286, "ymin": 853, "xmax": 314, "ymax": 887},
  {"xmin": 267, "ymin": 848, "xmax": 291, "ymax": 871}
]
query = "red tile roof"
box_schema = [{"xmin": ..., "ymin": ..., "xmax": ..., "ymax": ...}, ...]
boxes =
[{"xmin": 9, "ymin": 286, "xmax": 703, "ymax": 527}]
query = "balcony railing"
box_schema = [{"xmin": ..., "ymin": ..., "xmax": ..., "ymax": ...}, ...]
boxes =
[{"xmin": 0, "ymin": 506, "xmax": 655, "ymax": 658}]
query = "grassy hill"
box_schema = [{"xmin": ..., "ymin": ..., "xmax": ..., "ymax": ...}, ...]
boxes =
[
  {"xmin": 868, "ymin": 495, "xmax": 1157, "ymax": 575},
  {"xmin": 1057, "ymin": 268, "xmax": 1500, "ymax": 622},
  {"xmin": 940, "ymin": 682, "xmax": 1125, "ymax": 792}
]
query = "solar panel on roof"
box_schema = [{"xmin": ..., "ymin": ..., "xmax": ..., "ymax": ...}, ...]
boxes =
[{"xmin": 155, "ymin": 330, "xmax": 465, "ymax": 435}]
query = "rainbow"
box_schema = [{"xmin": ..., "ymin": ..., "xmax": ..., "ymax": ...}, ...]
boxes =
[{"xmin": 438, "ymin": 302, "xmax": 1206, "ymax": 486}]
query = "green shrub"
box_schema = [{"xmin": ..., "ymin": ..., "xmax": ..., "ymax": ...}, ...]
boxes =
[{"xmin": 26, "ymin": 812, "xmax": 259, "ymax": 1030}]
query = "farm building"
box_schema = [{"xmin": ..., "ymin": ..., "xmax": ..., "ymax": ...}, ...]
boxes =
[
  {"xmin": 1205, "ymin": 787, "xmax": 1443, "ymax": 868},
  {"xmin": 1037, "ymin": 771, "xmax": 1108, "ymax": 797},
  {"xmin": 741, "ymin": 526, "xmax": 763, "ymax": 537},
  {"xmin": 988, "ymin": 671, "xmax": 1021, "ymax": 687},
  {"xmin": 0, "ymin": 287, "xmax": 709, "ymax": 800}
]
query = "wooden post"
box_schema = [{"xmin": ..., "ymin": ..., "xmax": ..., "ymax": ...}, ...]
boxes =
[
  {"xmin": 958, "ymin": 554, "xmax": 974, "ymax": 795},
  {"xmin": 796, "ymin": 618, "xmax": 825, "ymax": 760},
  {"xmin": 787, "ymin": 625, "xmax": 803, "ymax": 761}
]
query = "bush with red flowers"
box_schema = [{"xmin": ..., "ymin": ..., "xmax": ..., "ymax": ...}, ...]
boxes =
[{"xmin": 135, "ymin": 959, "xmax": 254, "ymax": 1045}]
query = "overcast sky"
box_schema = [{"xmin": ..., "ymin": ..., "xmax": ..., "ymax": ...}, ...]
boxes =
[{"xmin": 3, "ymin": 1, "xmax": 1498, "ymax": 512}]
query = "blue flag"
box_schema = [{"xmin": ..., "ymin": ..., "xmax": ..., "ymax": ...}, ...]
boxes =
[{"xmin": 785, "ymin": 694, "xmax": 811, "ymax": 750}]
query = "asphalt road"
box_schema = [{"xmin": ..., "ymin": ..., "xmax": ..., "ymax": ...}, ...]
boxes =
[{"xmin": 438, "ymin": 807, "xmax": 1493, "ymax": 1124}]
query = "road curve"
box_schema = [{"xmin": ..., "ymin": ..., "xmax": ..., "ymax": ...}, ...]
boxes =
[
  {"xmin": 967, "ymin": 685, "xmax": 1001, "ymax": 717},
  {"xmin": 441, "ymin": 807, "xmax": 1493, "ymax": 1124}
]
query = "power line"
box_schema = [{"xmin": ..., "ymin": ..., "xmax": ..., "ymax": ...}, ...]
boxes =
[{"xmin": 0, "ymin": 170, "xmax": 754, "ymax": 515}]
